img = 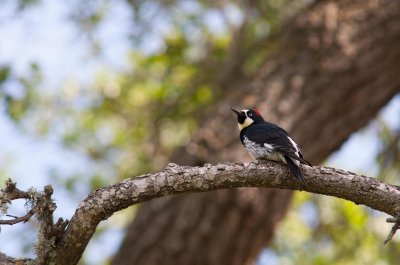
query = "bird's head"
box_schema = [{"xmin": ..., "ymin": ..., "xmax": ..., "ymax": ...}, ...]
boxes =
[{"xmin": 231, "ymin": 108, "xmax": 264, "ymax": 131}]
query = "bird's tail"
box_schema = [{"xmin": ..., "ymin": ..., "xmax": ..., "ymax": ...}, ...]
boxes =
[{"xmin": 284, "ymin": 155, "xmax": 307, "ymax": 185}]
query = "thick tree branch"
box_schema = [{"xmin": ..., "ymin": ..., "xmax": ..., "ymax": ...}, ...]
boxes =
[
  {"xmin": 53, "ymin": 161, "xmax": 400, "ymax": 265},
  {"xmin": 2, "ymin": 162, "xmax": 400, "ymax": 264}
]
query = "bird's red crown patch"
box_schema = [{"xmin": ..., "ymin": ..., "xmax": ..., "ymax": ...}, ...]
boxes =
[{"xmin": 253, "ymin": 108, "xmax": 261, "ymax": 117}]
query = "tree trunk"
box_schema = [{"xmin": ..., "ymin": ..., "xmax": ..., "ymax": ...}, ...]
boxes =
[{"xmin": 112, "ymin": 0, "xmax": 400, "ymax": 264}]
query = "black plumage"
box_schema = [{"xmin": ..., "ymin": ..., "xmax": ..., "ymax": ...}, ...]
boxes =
[
  {"xmin": 232, "ymin": 108, "xmax": 311, "ymax": 184},
  {"xmin": 240, "ymin": 122, "xmax": 311, "ymax": 166}
]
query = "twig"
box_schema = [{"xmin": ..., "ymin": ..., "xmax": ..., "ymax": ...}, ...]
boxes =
[
  {"xmin": 384, "ymin": 214, "xmax": 400, "ymax": 244},
  {"xmin": 0, "ymin": 210, "xmax": 35, "ymax": 225}
]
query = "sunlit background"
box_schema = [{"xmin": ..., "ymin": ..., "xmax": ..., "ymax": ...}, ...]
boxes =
[{"xmin": 1, "ymin": 1, "xmax": 399, "ymax": 264}]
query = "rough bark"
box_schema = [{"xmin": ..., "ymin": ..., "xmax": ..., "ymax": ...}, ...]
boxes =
[
  {"xmin": 3, "ymin": 161, "xmax": 400, "ymax": 264},
  {"xmin": 113, "ymin": 0, "xmax": 400, "ymax": 264},
  {"xmin": 4, "ymin": 161, "xmax": 396, "ymax": 265}
]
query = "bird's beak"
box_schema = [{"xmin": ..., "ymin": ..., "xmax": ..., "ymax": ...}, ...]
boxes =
[{"xmin": 231, "ymin": 108, "xmax": 240, "ymax": 116}]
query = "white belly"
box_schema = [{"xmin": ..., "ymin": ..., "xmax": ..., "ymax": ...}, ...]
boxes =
[{"xmin": 243, "ymin": 137, "xmax": 286, "ymax": 163}]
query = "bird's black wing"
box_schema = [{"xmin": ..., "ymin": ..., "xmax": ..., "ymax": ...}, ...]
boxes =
[
  {"xmin": 243, "ymin": 122, "xmax": 311, "ymax": 165},
  {"xmin": 243, "ymin": 122, "xmax": 295, "ymax": 151}
]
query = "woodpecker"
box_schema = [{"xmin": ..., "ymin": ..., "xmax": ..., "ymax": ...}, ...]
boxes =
[{"xmin": 231, "ymin": 108, "xmax": 311, "ymax": 184}]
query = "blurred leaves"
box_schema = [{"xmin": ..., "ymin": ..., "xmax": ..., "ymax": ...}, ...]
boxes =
[
  {"xmin": 377, "ymin": 121, "xmax": 400, "ymax": 184},
  {"xmin": 0, "ymin": 63, "xmax": 41, "ymax": 122},
  {"xmin": 1, "ymin": 0, "xmax": 310, "ymax": 183},
  {"xmin": 0, "ymin": 66, "xmax": 11, "ymax": 84}
]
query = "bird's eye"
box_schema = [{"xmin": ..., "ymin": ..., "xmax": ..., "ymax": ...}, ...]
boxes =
[{"xmin": 248, "ymin": 113, "xmax": 253, "ymax": 117}]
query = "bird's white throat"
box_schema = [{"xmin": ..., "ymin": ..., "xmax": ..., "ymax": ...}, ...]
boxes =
[{"xmin": 238, "ymin": 117, "xmax": 254, "ymax": 131}]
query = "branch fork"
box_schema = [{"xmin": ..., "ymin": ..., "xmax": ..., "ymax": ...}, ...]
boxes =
[{"xmin": 0, "ymin": 179, "xmax": 68, "ymax": 264}]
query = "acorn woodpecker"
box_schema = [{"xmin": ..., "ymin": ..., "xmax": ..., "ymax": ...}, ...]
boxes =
[{"xmin": 231, "ymin": 108, "xmax": 311, "ymax": 184}]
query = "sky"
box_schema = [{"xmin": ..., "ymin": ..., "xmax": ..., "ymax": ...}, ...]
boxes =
[
  {"xmin": 0, "ymin": 0, "xmax": 399, "ymax": 264},
  {"xmin": 0, "ymin": 1, "xmax": 132, "ymax": 85}
]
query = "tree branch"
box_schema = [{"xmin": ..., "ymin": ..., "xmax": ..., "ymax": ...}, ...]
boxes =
[
  {"xmin": 54, "ymin": 161, "xmax": 400, "ymax": 265},
  {"xmin": 2, "ymin": 161, "xmax": 400, "ymax": 264},
  {"xmin": 0, "ymin": 211, "xmax": 35, "ymax": 225},
  {"xmin": 0, "ymin": 180, "xmax": 68, "ymax": 264}
]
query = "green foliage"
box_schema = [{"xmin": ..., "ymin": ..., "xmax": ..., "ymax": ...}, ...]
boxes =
[
  {"xmin": 1, "ymin": 63, "xmax": 42, "ymax": 122},
  {"xmin": 0, "ymin": 66, "xmax": 11, "ymax": 85},
  {"xmin": 377, "ymin": 120, "xmax": 400, "ymax": 184}
]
